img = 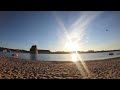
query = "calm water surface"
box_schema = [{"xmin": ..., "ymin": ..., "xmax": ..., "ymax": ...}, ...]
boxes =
[{"xmin": 0, "ymin": 51, "xmax": 120, "ymax": 61}]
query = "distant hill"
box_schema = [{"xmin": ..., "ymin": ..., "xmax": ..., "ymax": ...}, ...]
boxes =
[
  {"xmin": 0, "ymin": 47, "xmax": 52, "ymax": 54},
  {"xmin": 38, "ymin": 50, "xmax": 51, "ymax": 54},
  {"xmin": 0, "ymin": 47, "xmax": 29, "ymax": 53}
]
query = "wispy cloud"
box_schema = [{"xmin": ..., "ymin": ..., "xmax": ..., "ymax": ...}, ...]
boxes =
[{"xmin": 69, "ymin": 11, "xmax": 103, "ymax": 46}]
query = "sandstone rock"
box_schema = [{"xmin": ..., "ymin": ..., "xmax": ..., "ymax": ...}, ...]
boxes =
[{"xmin": 30, "ymin": 45, "xmax": 38, "ymax": 54}]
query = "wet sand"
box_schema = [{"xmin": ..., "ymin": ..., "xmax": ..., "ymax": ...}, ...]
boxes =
[{"xmin": 0, "ymin": 56, "xmax": 120, "ymax": 79}]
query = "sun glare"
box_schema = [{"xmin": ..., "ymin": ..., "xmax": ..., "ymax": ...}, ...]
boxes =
[
  {"xmin": 71, "ymin": 53, "xmax": 78, "ymax": 62},
  {"xmin": 53, "ymin": 11, "xmax": 102, "ymax": 78},
  {"xmin": 66, "ymin": 42, "xmax": 79, "ymax": 62},
  {"xmin": 65, "ymin": 42, "xmax": 79, "ymax": 51}
]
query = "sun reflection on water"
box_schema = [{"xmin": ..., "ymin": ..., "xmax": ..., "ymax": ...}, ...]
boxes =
[{"xmin": 71, "ymin": 53, "xmax": 78, "ymax": 62}]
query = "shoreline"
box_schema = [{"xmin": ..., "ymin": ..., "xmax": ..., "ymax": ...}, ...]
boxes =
[
  {"xmin": 2, "ymin": 55, "xmax": 120, "ymax": 62},
  {"xmin": 0, "ymin": 56, "xmax": 120, "ymax": 79}
]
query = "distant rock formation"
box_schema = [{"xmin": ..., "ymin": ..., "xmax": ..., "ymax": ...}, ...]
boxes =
[
  {"xmin": 38, "ymin": 50, "xmax": 51, "ymax": 54},
  {"xmin": 30, "ymin": 45, "xmax": 38, "ymax": 54}
]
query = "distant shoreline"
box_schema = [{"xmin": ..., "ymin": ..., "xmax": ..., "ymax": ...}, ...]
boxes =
[
  {"xmin": 0, "ymin": 50, "xmax": 120, "ymax": 54},
  {"xmin": 0, "ymin": 46, "xmax": 120, "ymax": 54},
  {"xmin": 1, "ymin": 55, "xmax": 120, "ymax": 62}
]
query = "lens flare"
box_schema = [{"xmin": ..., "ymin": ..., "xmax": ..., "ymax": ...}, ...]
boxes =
[{"xmin": 53, "ymin": 11, "xmax": 103, "ymax": 78}]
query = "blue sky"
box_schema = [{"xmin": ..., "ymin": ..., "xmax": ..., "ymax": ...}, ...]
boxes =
[{"xmin": 0, "ymin": 11, "xmax": 120, "ymax": 51}]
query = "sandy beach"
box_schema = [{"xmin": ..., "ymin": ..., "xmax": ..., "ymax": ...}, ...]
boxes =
[{"xmin": 0, "ymin": 56, "xmax": 120, "ymax": 79}]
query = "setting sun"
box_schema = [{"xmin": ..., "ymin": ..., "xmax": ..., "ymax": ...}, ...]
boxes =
[
  {"xmin": 65, "ymin": 42, "xmax": 79, "ymax": 51},
  {"xmin": 0, "ymin": 11, "xmax": 120, "ymax": 79}
]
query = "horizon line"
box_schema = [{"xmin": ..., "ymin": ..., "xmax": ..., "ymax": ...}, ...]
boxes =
[{"xmin": 0, "ymin": 46, "xmax": 120, "ymax": 52}]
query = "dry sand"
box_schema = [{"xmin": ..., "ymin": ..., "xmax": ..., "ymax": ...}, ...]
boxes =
[{"xmin": 0, "ymin": 56, "xmax": 120, "ymax": 79}]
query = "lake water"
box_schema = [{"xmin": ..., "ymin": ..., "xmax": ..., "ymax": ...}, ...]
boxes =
[{"xmin": 0, "ymin": 51, "xmax": 120, "ymax": 61}]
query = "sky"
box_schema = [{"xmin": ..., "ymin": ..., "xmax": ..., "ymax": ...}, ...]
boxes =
[{"xmin": 0, "ymin": 11, "xmax": 120, "ymax": 51}]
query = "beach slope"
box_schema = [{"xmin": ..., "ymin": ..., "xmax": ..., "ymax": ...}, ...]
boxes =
[{"xmin": 0, "ymin": 56, "xmax": 120, "ymax": 79}]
